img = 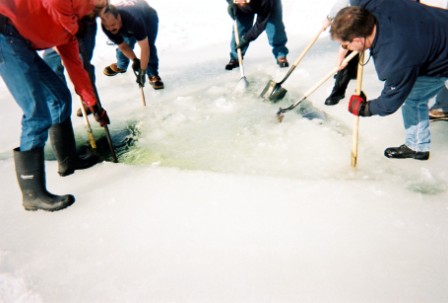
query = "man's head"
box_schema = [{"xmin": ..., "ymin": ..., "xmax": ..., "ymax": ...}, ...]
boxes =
[
  {"xmin": 92, "ymin": 0, "xmax": 109, "ymax": 16},
  {"xmin": 330, "ymin": 6, "xmax": 376, "ymax": 51},
  {"xmin": 101, "ymin": 5, "xmax": 122, "ymax": 35},
  {"xmin": 233, "ymin": 0, "xmax": 251, "ymax": 7}
]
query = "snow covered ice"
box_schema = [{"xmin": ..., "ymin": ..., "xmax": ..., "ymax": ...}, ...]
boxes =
[{"xmin": 1, "ymin": 0, "xmax": 448, "ymax": 302}]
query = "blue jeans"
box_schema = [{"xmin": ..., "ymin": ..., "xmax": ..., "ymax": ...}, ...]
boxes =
[
  {"xmin": 43, "ymin": 20, "xmax": 98, "ymax": 97},
  {"xmin": 230, "ymin": 0, "xmax": 288, "ymax": 60},
  {"xmin": 42, "ymin": 49, "xmax": 67, "ymax": 84},
  {"xmin": 429, "ymin": 83, "xmax": 448, "ymax": 112},
  {"xmin": 0, "ymin": 23, "xmax": 72, "ymax": 151},
  {"xmin": 401, "ymin": 76, "xmax": 448, "ymax": 152},
  {"xmin": 78, "ymin": 20, "xmax": 98, "ymax": 87},
  {"xmin": 115, "ymin": 12, "xmax": 160, "ymax": 77}
]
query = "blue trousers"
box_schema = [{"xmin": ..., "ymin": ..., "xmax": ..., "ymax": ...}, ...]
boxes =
[
  {"xmin": 229, "ymin": 0, "xmax": 288, "ymax": 61},
  {"xmin": 402, "ymin": 76, "xmax": 448, "ymax": 152},
  {"xmin": 43, "ymin": 20, "xmax": 98, "ymax": 97},
  {"xmin": 430, "ymin": 84, "xmax": 448, "ymax": 112},
  {"xmin": 0, "ymin": 23, "xmax": 72, "ymax": 151}
]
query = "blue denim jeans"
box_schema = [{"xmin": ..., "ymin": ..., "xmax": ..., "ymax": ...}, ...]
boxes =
[
  {"xmin": 115, "ymin": 13, "xmax": 160, "ymax": 77},
  {"xmin": 430, "ymin": 83, "xmax": 448, "ymax": 112},
  {"xmin": 229, "ymin": 0, "xmax": 288, "ymax": 60},
  {"xmin": 401, "ymin": 76, "xmax": 448, "ymax": 152},
  {"xmin": 0, "ymin": 23, "xmax": 72, "ymax": 151},
  {"xmin": 43, "ymin": 20, "xmax": 98, "ymax": 97},
  {"xmin": 78, "ymin": 20, "xmax": 98, "ymax": 86},
  {"xmin": 42, "ymin": 48, "xmax": 67, "ymax": 84}
]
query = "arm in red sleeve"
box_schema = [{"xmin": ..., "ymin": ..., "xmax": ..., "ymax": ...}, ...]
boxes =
[
  {"xmin": 41, "ymin": 0, "xmax": 79, "ymax": 35},
  {"xmin": 57, "ymin": 38, "xmax": 98, "ymax": 108}
]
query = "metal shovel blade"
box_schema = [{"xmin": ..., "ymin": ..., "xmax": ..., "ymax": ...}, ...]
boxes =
[
  {"xmin": 234, "ymin": 76, "xmax": 249, "ymax": 93},
  {"xmin": 260, "ymin": 80, "xmax": 287, "ymax": 102}
]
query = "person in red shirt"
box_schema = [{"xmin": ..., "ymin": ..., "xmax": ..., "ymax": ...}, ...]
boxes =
[{"xmin": 0, "ymin": 0, "xmax": 110, "ymax": 212}]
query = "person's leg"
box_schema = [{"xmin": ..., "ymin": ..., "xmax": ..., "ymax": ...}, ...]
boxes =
[
  {"xmin": 325, "ymin": 52, "xmax": 359, "ymax": 105},
  {"xmin": 385, "ymin": 77, "xmax": 447, "ymax": 160},
  {"xmin": 0, "ymin": 23, "xmax": 75, "ymax": 211},
  {"xmin": 116, "ymin": 36, "xmax": 135, "ymax": 70},
  {"xmin": 77, "ymin": 21, "xmax": 98, "ymax": 116},
  {"xmin": 228, "ymin": 13, "xmax": 254, "ymax": 66},
  {"xmin": 145, "ymin": 8, "xmax": 160, "ymax": 77},
  {"xmin": 103, "ymin": 36, "xmax": 133, "ymax": 76},
  {"xmin": 79, "ymin": 20, "xmax": 98, "ymax": 85},
  {"xmin": 0, "ymin": 30, "xmax": 62, "ymax": 150},
  {"xmin": 401, "ymin": 77, "xmax": 446, "ymax": 152},
  {"xmin": 265, "ymin": 0, "xmax": 288, "ymax": 64},
  {"xmin": 43, "ymin": 48, "xmax": 67, "ymax": 84},
  {"xmin": 429, "ymin": 83, "xmax": 448, "ymax": 118},
  {"xmin": 144, "ymin": 8, "xmax": 164, "ymax": 89}
]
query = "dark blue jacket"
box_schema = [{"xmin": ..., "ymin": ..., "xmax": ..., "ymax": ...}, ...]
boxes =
[
  {"xmin": 102, "ymin": 0, "xmax": 157, "ymax": 45},
  {"xmin": 353, "ymin": 0, "xmax": 448, "ymax": 116},
  {"xmin": 226, "ymin": 0, "xmax": 276, "ymax": 42}
]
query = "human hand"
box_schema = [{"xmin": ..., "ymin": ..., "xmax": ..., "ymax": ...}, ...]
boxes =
[
  {"xmin": 132, "ymin": 58, "xmax": 141, "ymax": 73},
  {"xmin": 136, "ymin": 69, "xmax": 146, "ymax": 87},
  {"xmin": 90, "ymin": 104, "xmax": 110, "ymax": 126},
  {"xmin": 348, "ymin": 92, "xmax": 371, "ymax": 116}
]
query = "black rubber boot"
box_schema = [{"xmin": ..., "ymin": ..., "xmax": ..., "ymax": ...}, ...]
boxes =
[
  {"xmin": 49, "ymin": 118, "xmax": 99, "ymax": 177},
  {"xmin": 325, "ymin": 52, "xmax": 359, "ymax": 106},
  {"xmin": 225, "ymin": 59, "xmax": 239, "ymax": 70},
  {"xmin": 384, "ymin": 144, "xmax": 430, "ymax": 160},
  {"xmin": 13, "ymin": 147, "xmax": 75, "ymax": 211}
]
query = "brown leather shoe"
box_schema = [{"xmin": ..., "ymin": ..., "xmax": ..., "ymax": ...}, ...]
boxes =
[
  {"xmin": 103, "ymin": 63, "xmax": 126, "ymax": 76},
  {"xmin": 149, "ymin": 75, "xmax": 164, "ymax": 90},
  {"xmin": 429, "ymin": 108, "xmax": 448, "ymax": 119},
  {"xmin": 277, "ymin": 57, "xmax": 289, "ymax": 68},
  {"xmin": 76, "ymin": 103, "xmax": 92, "ymax": 117}
]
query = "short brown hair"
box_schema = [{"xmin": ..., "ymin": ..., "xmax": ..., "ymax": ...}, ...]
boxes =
[
  {"xmin": 102, "ymin": 4, "xmax": 120, "ymax": 19},
  {"xmin": 330, "ymin": 6, "xmax": 376, "ymax": 42}
]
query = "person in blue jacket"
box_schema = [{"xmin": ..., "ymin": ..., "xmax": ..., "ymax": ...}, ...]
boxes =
[
  {"xmin": 225, "ymin": 0, "xmax": 289, "ymax": 70},
  {"xmin": 330, "ymin": 0, "xmax": 448, "ymax": 160},
  {"xmin": 101, "ymin": 1, "xmax": 164, "ymax": 90}
]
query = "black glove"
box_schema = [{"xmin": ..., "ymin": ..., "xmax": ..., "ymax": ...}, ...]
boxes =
[
  {"xmin": 136, "ymin": 69, "xmax": 146, "ymax": 87},
  {"xmin": 348, "ymin": 91, "xmax": 371, "ymax": 117},
  {"xmin": 132, "ymin": 58, "xmax": 141, "ymax": 73},
  {"xmin": 236, "ymin": 36, "xmax": 249, "ymax": 50},
  {"xmin": 227, "ymin": 3, "xmax": 236, "ymax": 19},
  {"xmin": 90, "ymin": 104, "xmax": 110, "ymax": 127}
]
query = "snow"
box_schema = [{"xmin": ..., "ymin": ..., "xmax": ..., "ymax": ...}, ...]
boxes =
[{"xmin": 1, "ymin": 0, "xmax": 448, "ymax": 302}]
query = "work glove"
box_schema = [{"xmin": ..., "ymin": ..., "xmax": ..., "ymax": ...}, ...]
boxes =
[
  {"xmin": 348, "ymin": 91, "xmax": 371, "ymax": 116},
  {"xmin": 136, "ymin": 68, "xmax": 146, "ymax": 87},
  {"xmin": 90, "ymin": 104, "xmax": 110, "ymax": 127},
  {"xmin": 227, "ymin": 3, "xmax": 236, "ymax": 19},
  {"xmin": 132, "ymin": 58, "xmax": 141, "ymax": 73},
  {"xmin": 236, "ymin": 36, "xmax": 249, "ymax": 50}
]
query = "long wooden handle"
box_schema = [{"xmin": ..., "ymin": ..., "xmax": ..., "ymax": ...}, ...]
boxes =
[
  {"xmin": 277, "ymin": 51, "xmax": 359, "ymax": 118},
  {"xmin": 279, "ymin": 28, "xmax": 324, "ymax": 84},
  {"xmin": 351, "ymin": 51, "xmax": 365, "ymax": 168},
  {"xmin": 301, "ymin": 51, "xmax": 359, "ymax": 101},
  {"xmin": 79, "ymin": 97, "xmax": 97, "ymax": 149},
  {"xmin": 140, "ymin": 87, "xmax": 146, "ymax": 106}
]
